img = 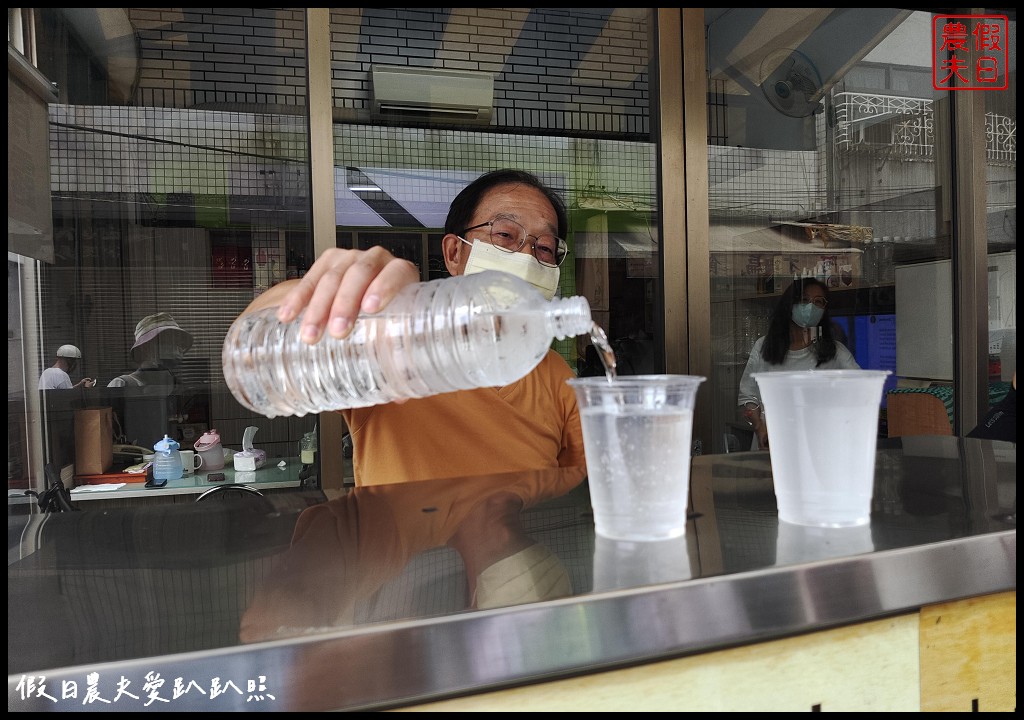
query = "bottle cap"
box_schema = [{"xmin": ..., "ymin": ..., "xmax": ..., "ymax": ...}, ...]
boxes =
[{"xmin": 154, "ymin": 434, "xmax": 180, "ymax": 453}]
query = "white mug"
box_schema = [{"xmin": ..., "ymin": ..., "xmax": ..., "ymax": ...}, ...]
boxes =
[{"xmin": 179, "ymin": 450, "xmax": 204, "ymax": 475}]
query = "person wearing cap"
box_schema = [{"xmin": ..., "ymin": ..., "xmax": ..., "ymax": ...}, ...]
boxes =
[
  {"xmin": 107, "ymin": 313, "xmax": 194, "ymax": 388},
  {"xmin": 38, "ymin": 345, "xmax": 95, "ymax": 390}
]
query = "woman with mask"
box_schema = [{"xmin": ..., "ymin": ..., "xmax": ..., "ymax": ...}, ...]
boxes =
[
  {"xmin": 737, "ymin": 277, "xmax": 860, "ymax": 450},
  {"xmin": 237, "ymin": 169, "xmax": 584, "ymax": 486}
]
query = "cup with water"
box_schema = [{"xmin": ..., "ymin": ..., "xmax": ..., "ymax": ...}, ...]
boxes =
[
  {"xmin": 752, "ymin": 369, "xmax": 890, "ymax": 528},
  {"xmin": 567, "ymin": 374, "xmax": 705, "ymax": 541}
]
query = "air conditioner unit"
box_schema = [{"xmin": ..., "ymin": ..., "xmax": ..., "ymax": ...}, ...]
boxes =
[{"xmin": 371, "ymin": 65, "xmax": 494, "ymax": 124}]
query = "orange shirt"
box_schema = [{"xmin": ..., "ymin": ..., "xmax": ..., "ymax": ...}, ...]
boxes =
[{"xmin": 341, "ymin": 350, "xmax": 585, "ymax": 485}]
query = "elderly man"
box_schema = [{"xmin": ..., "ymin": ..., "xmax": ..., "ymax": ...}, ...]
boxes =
[{"xmin": 240, "ymin": 169, "xmax": 585, "ymax": 486}]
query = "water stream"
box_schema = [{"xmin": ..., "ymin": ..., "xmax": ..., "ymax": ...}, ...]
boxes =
[{"xmin": 589, "ymin": 322, "xmax": 617, "ymax": 382}]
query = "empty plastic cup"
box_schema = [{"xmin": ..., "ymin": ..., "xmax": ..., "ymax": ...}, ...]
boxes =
[
  {"xmin": 567, "ymin": 375, "xmax": 705, "ymax": 541},
  {"xmin": 752, "ymin": 369, "xmax": 891, "ymax": 528}
]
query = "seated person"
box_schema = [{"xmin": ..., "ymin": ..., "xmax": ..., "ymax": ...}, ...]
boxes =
[
  {"xmin": 737, "ymin": 277, "xmax": 860, "ymax": 450},
  {"xmin": 237, "ymin": 169, "xmax": 586, "ymax": 486}
]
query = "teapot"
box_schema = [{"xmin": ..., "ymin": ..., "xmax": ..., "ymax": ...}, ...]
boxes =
[
  {"xmin": 194, "ymin": 429, "xmax": 225, "ymax": 471},
  {"xmin": 152, "ymin": 435, "xmax": 184, "ymax": 481}
]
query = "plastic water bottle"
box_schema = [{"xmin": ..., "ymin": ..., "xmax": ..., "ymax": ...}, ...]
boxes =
[
  {"xmin": 152, "ymin": 435, "xmax": 184, "ymax": 481},
  {"xmin": 222, "ymin": 270, "xmax": 594, "ymax": 417}
]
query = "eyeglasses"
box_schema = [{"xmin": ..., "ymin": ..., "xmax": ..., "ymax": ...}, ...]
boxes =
[
  {"xmin": 462, "ymin": 218, "xmax": 568, "ymax": 268},
  {"xmin": 802, "ymin": 296, "xmax": 828, "ymax": 309}
]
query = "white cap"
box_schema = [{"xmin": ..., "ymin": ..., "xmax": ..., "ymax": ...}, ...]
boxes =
[{"xmin": 57, "ymin": 344, "xmax": 82, "ymax": 359}]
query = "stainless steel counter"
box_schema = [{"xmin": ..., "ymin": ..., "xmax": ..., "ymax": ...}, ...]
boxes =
[{"xmin": 7, "ymin": 436, "xmax": 1016, "ymax": 711}]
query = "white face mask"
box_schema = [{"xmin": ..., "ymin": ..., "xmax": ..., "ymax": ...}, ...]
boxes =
[{"xmin": 461, "ymin": 239, "xmax": 561, "ymax": 300}]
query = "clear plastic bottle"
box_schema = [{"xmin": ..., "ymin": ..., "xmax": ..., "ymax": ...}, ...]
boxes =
[
  {"xmin": 299, "ymin": 430, "xmax": 317, "ymax": 465},
  {"xmin": 152, "ymin": 435, "xmax": 184, "ymax": 481},
  {"xmin": 223, "ymin": 270, "xmax": 594, "ymax": 417}
]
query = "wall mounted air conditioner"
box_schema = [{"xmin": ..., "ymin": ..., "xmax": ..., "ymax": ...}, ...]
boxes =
[{"xmin": 371, "ymin": 65, "xmax": 494, "ymax": 124}]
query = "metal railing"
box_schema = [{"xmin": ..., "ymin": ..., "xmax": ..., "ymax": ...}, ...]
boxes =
[{"xmin": 834, "ymin": 92, "xmax": 1016, "ymax": 163}]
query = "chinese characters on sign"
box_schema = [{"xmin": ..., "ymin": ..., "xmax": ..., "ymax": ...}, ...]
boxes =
[
  {"xmin": 932, "ymin": 14, "xmax": 1009, "ymax": 90},
  {"xmin": 13, "ymin": 672, "xmax": 277, "ymax": 709}
]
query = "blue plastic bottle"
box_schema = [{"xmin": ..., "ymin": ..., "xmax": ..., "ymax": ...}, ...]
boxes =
[{"xmin": 153, "ymin": 435, "xmax": 184, "ymax": 481}]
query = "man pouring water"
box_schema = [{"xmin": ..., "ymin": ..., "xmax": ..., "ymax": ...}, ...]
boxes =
[{"xmin": 236, "ymin": 169, "xmax": 587, "ymax": 486}]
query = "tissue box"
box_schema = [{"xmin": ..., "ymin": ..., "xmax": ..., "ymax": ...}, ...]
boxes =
[{"xmin": 233, "ymin": 449, "xmax": 267, "ymax": 472}]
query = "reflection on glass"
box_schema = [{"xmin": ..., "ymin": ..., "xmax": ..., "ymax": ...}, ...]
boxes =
[
  {"xmin": 775, "ymin": 522, "xmax": 875, "ymax": 566},
  {"xmin": 240, "ymin": 468, "xmax": 586, "ymax": 643},
  {"xmin": 983, "ymin": 19, "xmax": 1016, "ymax": 389},
  {"xmin": 592, "ymin": 534, "xmax": 691, "ymax": 592},
  {"xmin": 704, "ymin": 9, "xmax": 987, "ymax": 453},
  {"xmin": 9, "ymin": 8, "xmax": 314, "ymax": 496}
]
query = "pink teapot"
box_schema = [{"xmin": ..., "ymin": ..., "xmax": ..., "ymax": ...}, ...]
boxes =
[{"xmin": 194, "ymin": 429, "xmax": 225, "ymax": 471}]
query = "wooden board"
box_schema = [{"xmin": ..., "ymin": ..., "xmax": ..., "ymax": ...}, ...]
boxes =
[
  {"xmin": 920, "ymin": 591, "xmax": 1017, "ymax": 712},
  {"xmin": 396, "ymin": 615, "xmax": 920, "ymax": 712}
]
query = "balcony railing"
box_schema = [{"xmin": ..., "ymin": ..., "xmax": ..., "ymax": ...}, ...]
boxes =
[{"xmin": 834, "ymin": 92, "xmax": 1016, "ymax": 164}]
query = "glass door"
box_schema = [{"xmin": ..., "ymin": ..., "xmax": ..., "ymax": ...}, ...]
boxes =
[{"xmin": 702, "ymin": 8, "xmax": 1011, "ymax": 453}]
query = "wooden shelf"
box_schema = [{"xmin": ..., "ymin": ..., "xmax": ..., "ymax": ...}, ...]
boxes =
[{"xmin": 712, "ymin": 285, "xmax": 896, "ymax": 317}]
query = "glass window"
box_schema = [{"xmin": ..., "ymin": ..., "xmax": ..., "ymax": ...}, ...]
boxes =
[
  {"xmin": 8, "ymin": 9, "xmax": 314, "ymax": 497},
  {"xmin": 984, "ymin": 15, "xmax": 1016, "ymax": 399},
  {"xmin": 704, "ymin": 9, "xmax": 1010, "ymax": 453},
  {"xmin": 328, "ymin": 8, "xmax": 658, "ymax": 380},
  {"xmin": 10, "ymin": 6, "xmax": 662, "ymax": 497}
]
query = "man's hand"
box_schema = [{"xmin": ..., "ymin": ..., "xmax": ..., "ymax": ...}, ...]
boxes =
[{"xmin": 243, "ymin": 247, "xmax": 421, "ymax": 345}]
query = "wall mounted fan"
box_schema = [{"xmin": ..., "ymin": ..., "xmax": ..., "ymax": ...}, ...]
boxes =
[{"xmin": 760, "ymin": 49, "xmax": 824, "ymax": 118}]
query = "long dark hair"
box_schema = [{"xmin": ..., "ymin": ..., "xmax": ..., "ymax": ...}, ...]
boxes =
[
  {"xmin": 444, "ymin": 169, "xmax": 568, "ymax": 239},
  {"xmin": 762, "ymin": 277, "xmax": 839, "ymax": 366}
]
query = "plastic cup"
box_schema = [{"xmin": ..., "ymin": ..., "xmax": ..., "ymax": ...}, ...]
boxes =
[
  {"xmin": 752, "ymin": 369, "xmax": 891, "ymax": 528},
  {"xmin": 567, "ymin": 375, "xmax": 706, "ymax": 541}
]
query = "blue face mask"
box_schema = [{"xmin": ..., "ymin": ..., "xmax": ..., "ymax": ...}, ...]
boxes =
[{"xmin": 792, "ymin": 302, "xmax": 825, "ymax": 328}]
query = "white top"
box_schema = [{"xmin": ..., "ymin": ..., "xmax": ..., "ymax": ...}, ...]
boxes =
[
  {"xmin": 737, "ymin": 336, "xmax": 860, "ymax": 408},
  {"xmin": 38, "ymin": 367, "xmax": 72, "ymax": 390},
  {"xmin": 106, "ymin": 368, "xmax": 176, "ymax": 388}
]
